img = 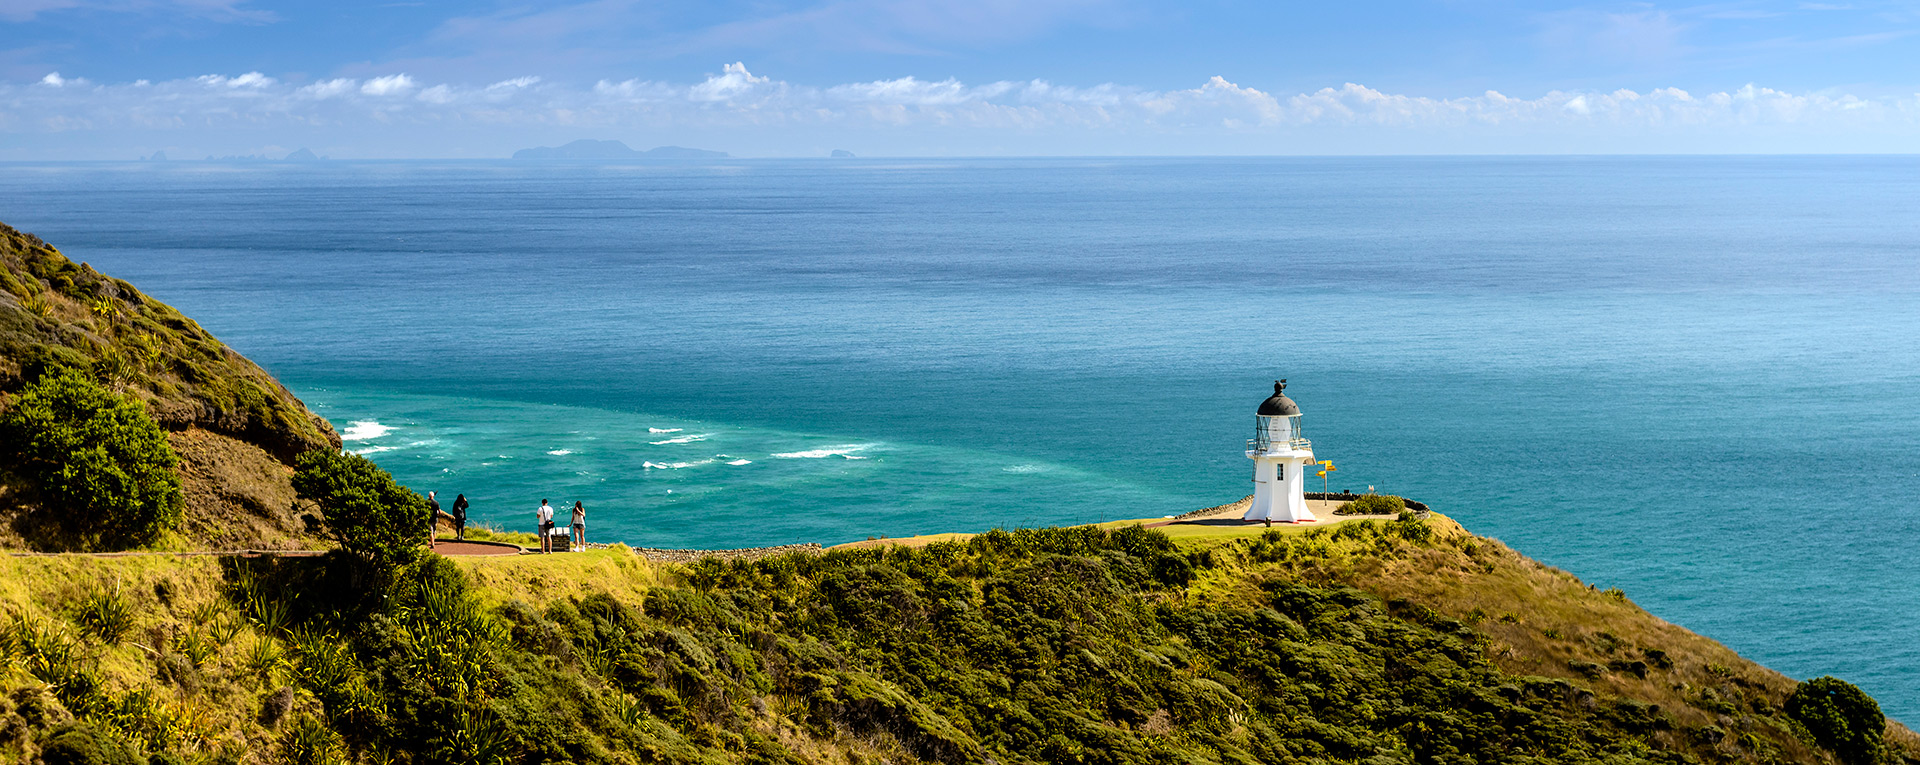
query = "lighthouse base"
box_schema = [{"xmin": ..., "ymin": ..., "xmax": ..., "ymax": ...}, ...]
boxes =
[{"xmin": 1243, "ymin": 452, "xmax": 1318, "ymax": 523}]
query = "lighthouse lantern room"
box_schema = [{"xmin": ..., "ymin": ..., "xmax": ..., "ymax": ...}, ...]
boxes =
[{"xmin": 1243, "ymin": 380, "xmax": 1318, "ymax": 523}]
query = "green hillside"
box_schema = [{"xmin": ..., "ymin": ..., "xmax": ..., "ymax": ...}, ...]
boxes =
[
  {"xmin": 0, "ymin": 517, "xmax": 1912, "ymax": 764},
  {"xmin": 0, "ymin": 222, "xmax": 337, "ymax": 551}
]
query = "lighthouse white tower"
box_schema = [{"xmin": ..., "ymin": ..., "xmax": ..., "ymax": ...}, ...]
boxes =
[{"xmin": 1243, "ymin": 380, "xmax": 1318, "ymax": 523}]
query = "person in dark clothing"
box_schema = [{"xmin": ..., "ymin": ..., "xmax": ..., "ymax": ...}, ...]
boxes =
[
  {"xmin": 451, "ymin": 494, "xmax": 469, "ymax": 540},
  {"xmin": 426, "ymin": 490, "xmax": 441, "ymax": 549},
  {"xmin": 570, "ymin": 501, "xmax": 586, "ymax": 551}
]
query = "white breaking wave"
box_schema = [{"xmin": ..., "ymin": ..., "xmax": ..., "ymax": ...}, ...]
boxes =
[
  {"xmin": 1003, "ymin": 464, "xmax": 1045, "ymax": 474},
  {"xmin": 648, "ymin": 427, "xmax": 684, "ymax": 434},
  {"xmin": 644, "ymin": 459, "xmax": 713, "ymax": 469},
  {"xmin": 649, "ymin": 433, "xmax": 711, "ymax": 445},
  {"xmin": 352, "ymin": 445, "xmax": 398, "ymax": 455},
  {"xmin": 772, "ymin": 444, "xmax": 876, "ymax": 459},
  {"xmin": 340, "ymin": 420, "xmax": 392, "ymax": 441},
  {"xmin": 547, "ymin": 449, "xmax": 573, "ymax": 456},
  {"xmin": 727, "ymin": 459, "xmax": 752, "ymax": 466}
]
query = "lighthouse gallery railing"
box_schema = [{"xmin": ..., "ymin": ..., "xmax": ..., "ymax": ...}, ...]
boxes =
[{"xmin": 1247, "ymin": 436, "xmax": 1311, "ymax": 453}]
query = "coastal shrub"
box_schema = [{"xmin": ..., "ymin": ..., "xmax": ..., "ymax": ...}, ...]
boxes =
[
  {"xmin": 1335, "ymin": 493, "xmax": 1406, "ymax": 516},
  {"xmin": 71, "ymin": 586, "xmax": 137, "ymax": 644},
  {"xmin": 278, "ymin": 715, "xmax": 344, "ymax": 765},
  {"xmin": 37, "ymin": 722, "xmax": 141, "ymax": 765},
  {"xmin": 291, "ymin": 449, "xmax": 429, "ymax": 571},
  {"xmin": 1785, "ymin": 676, "xmax": 1885, "ymax": 765},
  {"xmin": 0, "ymin": 371, "xmax": 183, "ymax": 550}
]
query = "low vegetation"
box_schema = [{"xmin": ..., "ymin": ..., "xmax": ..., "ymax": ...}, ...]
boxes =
[
  {"xmin": 0, "ymin": 514, "xmax": 1907, "ymax": 765},
  {"xmin": 1333, "ymin": 493, "xmax": 1406, "ymax": 516}
]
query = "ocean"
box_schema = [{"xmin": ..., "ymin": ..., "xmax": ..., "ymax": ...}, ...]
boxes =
[{"xmin": 2, "ymin": 157, "xmax": 1916, "ymax": 717}]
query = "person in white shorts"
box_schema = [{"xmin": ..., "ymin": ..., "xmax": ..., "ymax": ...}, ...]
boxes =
[{"xmin": 536, "ymin": 499, "xmax": 555, "ymax": 553}]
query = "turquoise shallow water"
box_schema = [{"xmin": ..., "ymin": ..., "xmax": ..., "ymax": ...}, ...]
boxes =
[{"xmin": 2, "ymin": 157, "xmax": 1917, "ymax": 717}]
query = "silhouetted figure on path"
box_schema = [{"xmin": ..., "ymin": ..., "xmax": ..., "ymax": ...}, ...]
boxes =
[{"xmin": 451, "ymin": 494, "xmax": 469, "ymax": 540}]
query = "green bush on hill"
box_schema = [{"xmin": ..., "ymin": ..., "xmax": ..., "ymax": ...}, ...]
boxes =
[
  {"xmin": 1785, "ymin": 676, "xmax": 1885, "ymax": 765},
  {"xmin": 1335, "ymin": 492, "xmax": 1406, "ymax": 516},
  {"xmin": 291, "ymin": 449, "xmax": 429, "ymax": 572},
  {"xmin": 0, "ymin": 371, "xmax": 182, "ymax": 550},
  {"xmin": 37, "ymin": 721, "xmax": 143, "ymax": 765}
]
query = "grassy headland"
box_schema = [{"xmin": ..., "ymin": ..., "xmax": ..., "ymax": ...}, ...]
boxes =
[
  {"xmin": 0, "ymin": 221, "xmax": 1910, "ymax": 764},
  {"xmin": 0, "ymin": 514, "xmax": 1911, "ymax": 764}
]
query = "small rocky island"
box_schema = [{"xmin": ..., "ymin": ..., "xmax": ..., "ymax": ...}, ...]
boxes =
[{"xmin": 511, "ymin": 140, "xmax": 728, "ymax": 159}]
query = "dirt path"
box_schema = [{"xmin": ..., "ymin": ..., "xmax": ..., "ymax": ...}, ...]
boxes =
[{"xmin": 429, "ymin": 540, "xmax": 523, "ymax": 557}]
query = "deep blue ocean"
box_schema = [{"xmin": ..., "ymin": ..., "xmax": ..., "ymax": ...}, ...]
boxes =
[{"xmin": 2, "ymin": 157, "xmax": 1916, "ymax": 717}]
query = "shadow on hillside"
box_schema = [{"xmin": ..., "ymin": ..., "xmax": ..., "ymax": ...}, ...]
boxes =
[
  {"xmin": 0, "ymin": 467, "xmax": 116, "ymax": 552},
  {"xmin": 219, "ymin": 551, "xmax": 382, "ymax": 633}
]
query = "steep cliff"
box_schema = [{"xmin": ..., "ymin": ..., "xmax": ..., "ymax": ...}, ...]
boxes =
[{"xmin": 0, "ymin": 221, "xmax": 336, "ymax": 549}]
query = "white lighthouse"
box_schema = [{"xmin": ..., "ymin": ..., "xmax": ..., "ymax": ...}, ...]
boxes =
[{"xmin": 1243, "ymin": 380, "xmax": 1318, "ymax": 523}]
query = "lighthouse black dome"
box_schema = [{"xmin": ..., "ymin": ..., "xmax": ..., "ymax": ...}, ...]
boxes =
[{"xmin": 1256, "ymin": 380, "xmax": 1300, "ymax": 416}]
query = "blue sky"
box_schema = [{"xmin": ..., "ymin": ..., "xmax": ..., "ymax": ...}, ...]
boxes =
[{"xmin": 5, "ymin": 0, "xmax": 1920, "ymax": 157}]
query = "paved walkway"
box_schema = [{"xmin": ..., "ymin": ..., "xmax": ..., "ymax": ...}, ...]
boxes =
[{"xmin": 1146, "ymin": 498, "xmax": 1400, "ymax": 528}]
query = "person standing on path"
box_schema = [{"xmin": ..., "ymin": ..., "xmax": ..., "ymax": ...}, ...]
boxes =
[
  {"xmin": 426, "ymin": 491, "xmax": 440, "ymax": 550},
  {"xmin": 451, "ymin": 494, "xmax": 469, "ymax": 540},
  {"xmin": 571, "ymin": 501, "xmax": 586, "ymax": 552},
  {"xmin": 536, "ymin": 499, "xmax": 555, "ymax": 553}
]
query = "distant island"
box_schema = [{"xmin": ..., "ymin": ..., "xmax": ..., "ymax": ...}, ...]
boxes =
[
  {"xmin": 190, "ymin": 148, "xmax": 324, "ymax": 162},
  {"xmin": 831, "ymin": 149, "xmax": 856, "ymax": 158},
  {"xmin": 512, "ymin": 139, "xmax": 728, "ymax": 159}
]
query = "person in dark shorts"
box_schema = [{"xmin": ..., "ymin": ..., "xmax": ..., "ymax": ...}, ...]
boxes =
[
  {"xmin": 426, "ymin": 491, "xmax": 440, "ymax": 549},
  {"xmin": 451, "ymin": 494, "xmax": 469, "ymax": 540},
  {"xmin": 570, "ymin": 501, "xmax": 586, "ymax": 551},
  {"xmin": 536, "ymin": 499, "xmax": 555, "ymax": 553}
]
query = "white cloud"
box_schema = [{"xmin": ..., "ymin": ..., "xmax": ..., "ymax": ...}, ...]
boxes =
[
  {"xmin": 299, "ymin": 78, "xmax": 357, "ymax": 99},
  {"xmin": 688, "ymin": 62, "xmax": 772, "ymax": 102},
  {"xmin": 487, "ymin": 76, "xmax": 540, "ymax": 91},
  {"xmin": 416, "ymin": 84, "xmax": 456, "ymax": 104},
  {"xmin": 360, "ymin": 74, "xmax": 415, "ymax": 96},
  {"xmin": 7, "ymin": 64, "xmax": 1920, "ymax": 154},
  {"xmin": 196, "ymin": 71, "xmax": 274, "ymax": 89}
]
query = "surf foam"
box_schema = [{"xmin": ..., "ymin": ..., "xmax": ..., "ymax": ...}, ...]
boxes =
[
  {"xmin": 649, "ymin": 433, "xmax": 711, "ymax": 445},
  {"xmin": 772, "ymin": 444, "xmax": 876, "ymax": 459},
  {"xmin": 644, "ymin": 459, "xmax": 713, "ymax": 469},
  {"xmin": 648, "ymin": 427, "xmax": 684, "ymax": 434},
  {"xmin": 340, "ymin": 420, "xmax": 392, "ymax": 441}
]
